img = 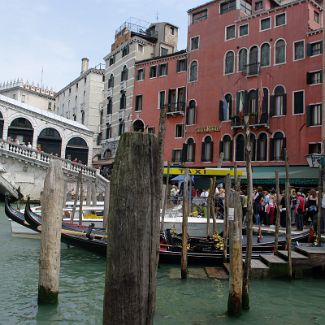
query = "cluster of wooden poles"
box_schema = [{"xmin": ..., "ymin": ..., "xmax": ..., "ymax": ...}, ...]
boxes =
[{"xmin": 33, "ymin": 129, "xmax": 323, "ymax": 324}]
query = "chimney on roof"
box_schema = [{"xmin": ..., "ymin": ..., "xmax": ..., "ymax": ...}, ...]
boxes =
[{"xmin": 81, "ymin": 58, "xmax": 89, "ymax": 74}]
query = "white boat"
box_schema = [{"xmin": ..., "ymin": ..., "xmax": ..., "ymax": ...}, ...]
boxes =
[{"xmin": 10, "ymin": 206, "xmax": 223, "ymax": 239}]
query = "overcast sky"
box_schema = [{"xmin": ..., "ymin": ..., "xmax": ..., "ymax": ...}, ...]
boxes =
[{"xmin": 0, "ymin": 0, "xmax": 205, "ymax": 91}]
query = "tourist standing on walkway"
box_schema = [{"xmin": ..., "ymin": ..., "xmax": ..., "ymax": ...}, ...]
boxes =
[
  {"xmin": 253, "ymin": 186, "xmax": 264, "ymax": 225},
  {"xmin": 321, "ymin": 193, "xmax": 325, "ymax": 234},
  {"xmin": 290, "ymin": 189, "xmax": 298, "ymax": 228},
  {"xmin": 306, "ymin": 189, "xmax": 318, "ymax": 228},
  {"xmin": 279, "ymin": 191, "xmax": 286, "ymax": 227},
  {"xmin": 296, "ymin": 192, "xmax": 305, "ymax": 231}
]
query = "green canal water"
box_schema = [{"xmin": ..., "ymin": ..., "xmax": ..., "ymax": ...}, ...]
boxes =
[{"xmin": 0, "ymin": 203, "xmax": 325, "ymax": 325}]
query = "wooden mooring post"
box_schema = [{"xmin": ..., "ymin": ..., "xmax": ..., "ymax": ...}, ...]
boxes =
[
  {"xmin": 78, "ymin": 169, "xmax": 84, "ymax": 225},
  {"xmin": 181, "ymin": 168, "xmax": 190, "ymax": 279},
  {"xmin": 227, "ymin": 189, "xmax": 243, "ymax": 316},
  {"xmin": 274, "ymin": 171, "xmax": 280, "ymax": 252},
  {"xmin": 38, "ymin": 160, "xmax": 64, "ymax": 304},
  {"xmin": 71, "ymin": 170, "xmax": 81, "ymax": 223},
  {"xmin": 223, "ymin": 174, "xmax": 231, "ymax": 261},
  {"xmin": 160, "ymin": 161, "xmax": 170, "ymax": 232},
  {"xmin": 284, "ymin": 151, "xmax": 293, "ymax": 279},
  {"xmin": 103, "ymin": 133, "xmax": 160, "ymax": 325}
]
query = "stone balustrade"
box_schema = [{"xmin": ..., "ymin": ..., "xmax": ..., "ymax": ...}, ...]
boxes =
[{"xmin": 0, "ymin": 140, "xmax": 97, "ymax": 179}]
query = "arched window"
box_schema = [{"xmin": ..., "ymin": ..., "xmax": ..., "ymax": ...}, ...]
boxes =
[
  {"xmin": 271, "ymin": 86, "xmax": 286, "ymax": 116},
  {"xmin": 81, "ymin": 110, "xmax": 85, "ymax": 124},
  {"xmin": 133, "ymin": 119, "xmax": 145, "ymax": 132},
  {"xmin": 186, "ymin": 138, "xmax": 195, "ymax": 162},
  {"xmin": 248, "ymin": 46, "xmax": 258, "ymax": 75},
  {"xmin": 219, "ymin": 93, "xmax": 232, "ymax": 121},
  {"xmin": 189, "ymin": 61, "xmax": 198, "ymax": 81},
  {"xmin": 271, "ymin": 132, "xmax": 286, "ymax": 161},
  {"xmin": 275, "ymin": 39, "xmax": 286, "ymax": 64},
  {"xmin": 186, "ymin": 100, "xmax": 196, "ymax": 125},
  {"xmin": 238, "ymin": 48, "xmax": 247, "ymax": 72},
  {"xmin": 220, "ymin": 135, "xmax": 232, "ymax": 162},
  {"xmin": 120, "ymin": 92, "xmax": 126, "ymax": 110},
  {"xmin": 225, "ymin": 51, "xmax": 234, "ymax": 74},
  {"xmin": 260, "ymin": 43, "xmax": 270, "ymax": 67},
  {"xmin": 201, "ymin": 136, "xmax": 213, "ymax": 162},
  {"xmin": 121, "ymin": 65, "xmax": 128, "ymax": 82},
  {"xmin": 235, "ymin": 134, "xmax": 245, "ymax": 161},
  {"xmin": 108, "ymin": 74, "xmax": 114, "ymax": 88},
  {"xmin": 257, "ymin": 133, "xmax": 267, "ymax": 161},
  {"xmin": 107, "ymin": 97, "xmax": 112, "ymax": 114}
]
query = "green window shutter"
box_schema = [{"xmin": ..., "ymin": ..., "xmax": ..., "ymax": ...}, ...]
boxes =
[
  {"xmin": 283, "ymin": 94, "xmax": 287, "ymax": 115},
  {"xmin": 236, "ymin": 92, "xmax": 240, "ymax": 114},
  {"xmin": 270, "ymin": 138, "xmax": 274, "ymax": 161},
  {"xmin": 181, "ymin": 144, "xmax": 188, "ymax": 163},
  {"xmin": 172, "ymin": 150, "xmax": 176, "ymax": 162},
  {"xmin": 210, "ymin": 142, "xmax": 214, "ymax": 161},
  {"xmin": 321, "ymin": 104, "xmax": 323, "ymax": 124},
  {"xmin": 244, "ymin": 90, "xmax": 249, "ymax": 115},
  {"xmin": 306, "ymin": 72, "xmax": 312, "ymax": 84},
  {"xmin": 219, "ymin": 100, "xmax": 224, "ymax": 121},
  {"xmin": 306, "ymin": 43, "xmax": 312, "ymax": 56},
  {"xmin": 219, "ymin": 140, "xmax": 224, "ymax": 154},
  {"xmin": 230, "ymin": 140, "xmax": 233, "ymax": 161},
  {"xmin": 281, "ymin": 137, "xmax": 286, "ymax": 160},
  {"xmin": 320, "ymin": 41, "xmax": 323, "ymax": 54},
  {"xmin": 270, "ymin": 95, "xmax": 275, "ymax": 116},
  {"xmin": 306, "ymin": 105, "xmax": 311, "ymax": 127},
  {"xmin": 321, "ymin": 71, "xmax": 323, "ymax": 83},
  {"xmin": 176, "ymin": 60, "xmax": 180, "ymax": 72},
  {"xmin": 201, "ymin": 143, "xmax": 205, "ymax": 162}
]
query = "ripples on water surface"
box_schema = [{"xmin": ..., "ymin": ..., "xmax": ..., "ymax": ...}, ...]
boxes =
[{"xmin": 0, "ymin": 203, "xmax": 324, "ymax": 324}]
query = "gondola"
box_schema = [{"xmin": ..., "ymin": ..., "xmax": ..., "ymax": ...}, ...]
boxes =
[{"xmin": 5, "ymin": 196, "xmax": 309, "ymax": 264}]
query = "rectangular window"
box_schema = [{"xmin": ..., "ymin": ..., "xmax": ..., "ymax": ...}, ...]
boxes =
[
  {"xmin": 309, "ymin": 143, "xmax": 321, "ymax": 154},
  {"xmin": 220, "ymin": 0, "xmax": 236, "ymax": 14},
  {"xmin": 239, "ymin": 24, "xmax": 248, "ymax": 37},
  {"xmin": 255, "ymin": 1, "xmax": 263, "ymax": 11},
  {"xmin": 106, "ymin": 123, "xmax": 111, "ymax": 139},
  {"xmin": 136, "ymin": 69, "xmax": 145, "ymax": 81},
  {"xmin": 226, "ymin": 25, "xmax": 235, "ymax": 40},
  {"xmin": 293, "ymin": 91, "xmax": 304, "ymax": 114},
  {"xmin": 138, "ymin": 44, "xmax": 144, "ymax": 53},
  {"xmin": 307, "ymin": 71, "xmax": 323, "ymax": 85},
  {"xmin": 314, "ymin": 11, "xmax": 320, "ymax": 24},
  {"xmin": 192, "ymin": 9, "xmax": 208, "ymax": 24},
  {"xmin": 308, "ymin": 41, "xmax": 323, "ymax": 56},
  {"xmin": 21, "ymin": 94, "xmax": 25, "ymax": 103},
  {"xmin": 159, "ymin": 91, "xmax": 165, "ymax": 109},
  {"xmin": 176, "ymin": 59, "xmax": 187, "ymax": 72},
  {"xmin": 147, "ymin": 127, "xmax": 155, "ymax": 134},
  {"xmin": 171, "ymin": 149, "xmax": 182, "ymax": 162},
  {"xmin": 122, "ymin": 46, "xmax": 129, "ymax": 57},
  {"xmin": 260, "ymin": 17, "xmax": 271, "ymax": 31},
  {"xmin": 190, "ymin": 36, "xmax": 199, "ymax": 50},
  {"xmin": 158, "ymin": 63, "xmax": 168, "ymax": 76},
  {"xmin": 175, "ymin": 124, "xmax": 184, "ymax": 138},
  {"xmin": 149, "ymin": 66, "xmax": 157, "ymax": 78},
  {"xmin": 109, "ymin": 55, "xmax": 115, "ymax": 66},
  {"xmin": 135, "ymin": 95, "xmax": 143, "ymax": 112},
  {"xmin": 161, "ymin": 47, "xmax": 168, "ymax": 56},
  {"xmin": 294, "ymin": 41, "xmax": 304, "ymax": 60},
  {"xmin": 275, "ymin": 13, "xmax": 286, "ymax": 27},
  {"xmin": 307, "ymin": 104, "xmax": 322, "ymax": 126}
]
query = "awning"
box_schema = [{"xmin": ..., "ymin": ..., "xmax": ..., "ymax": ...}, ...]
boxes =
[{"xmin": 246, "ymin": 166, "xmax": 320, "ymax": 186}]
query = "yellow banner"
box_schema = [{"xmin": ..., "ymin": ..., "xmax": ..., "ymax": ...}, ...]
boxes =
[{"xmin": 163, "ymin": 167, "xmax": 245, "ymax": 177}]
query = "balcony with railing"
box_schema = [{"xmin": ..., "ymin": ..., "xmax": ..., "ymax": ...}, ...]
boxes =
[
  {"xmin": 243, "ymin": 62, "xmax": 260, "ymax": 77},
  {"xmin": 231, "ymin": 112, "xmax": 269, "ymax": 129},
  {"xmin": 166, "ymin": 102, "xmax": 185, "ymax": 116}
]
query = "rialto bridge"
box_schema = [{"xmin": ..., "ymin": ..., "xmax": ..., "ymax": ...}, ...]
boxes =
[{"xmin": 0, "ymin": 95, "xmax": 108, "ymax": 200}]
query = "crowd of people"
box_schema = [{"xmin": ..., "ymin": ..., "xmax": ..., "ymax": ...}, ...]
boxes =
[
  {"xmin": 169, "ymin": 182, "xmax": 325, "ymax": 235},
  {"xmin": 250, "ymin": 186, "xmax": 325, "ymax": 234}
]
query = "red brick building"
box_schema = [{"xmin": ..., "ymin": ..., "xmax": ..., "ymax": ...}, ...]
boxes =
[{"xmin": 133, "ymin": 0, "xmax": 323, "ymax": 183}]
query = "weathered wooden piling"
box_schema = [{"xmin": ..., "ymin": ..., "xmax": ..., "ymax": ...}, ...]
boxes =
[
  {"xmin": 78, "ymin": 170, "xmax": 84, "ymax": 225},
  {"xmin": 223, "ymin": 174, "xmax": 231, "ymax": 260},
  {"xmin": 103, "ymin": 132, "xmax": 160, "ymax": 325},
  {"xmin": 242, "ymin": 129, "xmax": 253, "ymax": 310},
  {"xmin": 103, "ymin": 181, "xmax": 110, "ymax": 229},
  {"xmin": 284, "ymin": 151, "xmax": 292, "ymax": 278},
  {"xmin": 38, "ymin": 160, "xmax": 64, "ymax": 304},
  {"xmin": 181, "ymin": 168, "xmax": 190, "ymax": 279},
  {"xmin": 274, "ymin": 171, "xmax": 280, "ymax": 252},
  {"xmin": 227, "ymin": 189, "xmax": 243, "ymax": 316},
  {"xmin": 71, "ymin": 170, "xmax": 81, "ymax": 223},
  {"xmin": 160, "ymin": 162, "xmax": 170, "ymax": 232}
]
